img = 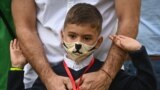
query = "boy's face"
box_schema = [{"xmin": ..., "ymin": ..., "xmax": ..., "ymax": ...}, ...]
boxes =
[
  {"xmin": 62, "ymin": 24, "xmax": 100, "ymax": 46},
  {"xmin": 61, "ymin": 24, "xmax": 103, "ymax": 62}
]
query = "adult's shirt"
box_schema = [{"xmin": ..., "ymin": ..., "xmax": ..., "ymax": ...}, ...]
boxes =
[
  {"xmin": 137, "ymin": 0, "xmax": 160, "ymax": 55},
  {"xmin": 24, "ymin": 0, "xmax": 118, "ymax": 88}
]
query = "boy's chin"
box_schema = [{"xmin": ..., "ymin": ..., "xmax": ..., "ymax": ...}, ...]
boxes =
[{"xmin": 67, "ymin": 54, "xmax": 89, "ymax": 64}]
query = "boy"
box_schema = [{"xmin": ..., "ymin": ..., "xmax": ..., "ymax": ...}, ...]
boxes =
[{"xmin": 8, "ymin": 3, "xmax": 156, "ymax": 90}]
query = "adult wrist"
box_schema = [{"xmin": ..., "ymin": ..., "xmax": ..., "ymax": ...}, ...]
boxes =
[
  {"xmin": 41, "ymin": 68, "xmax": 57, "ymax": 85},
  {"xmin": 100, "ymin": 68, "xmax": 113, "ymax": 81}
]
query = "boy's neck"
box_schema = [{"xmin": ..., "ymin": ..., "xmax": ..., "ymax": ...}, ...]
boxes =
[
  {"xmin": 66, "ymin": 54, "xmax": 90, "ymax": 64},
  {"xmin": 64, "ymin": 54, "xmax": 93, "ymax": 71}
]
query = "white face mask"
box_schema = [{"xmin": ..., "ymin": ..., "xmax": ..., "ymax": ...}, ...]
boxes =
[{"xmin": 63, "ymin": 41, "xmax": 97, "ymax": 63}]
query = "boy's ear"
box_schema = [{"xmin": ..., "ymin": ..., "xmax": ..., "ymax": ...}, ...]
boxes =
[{"xmin": 95, "ymin": 36, "xmax": 103, "ymax": 49}]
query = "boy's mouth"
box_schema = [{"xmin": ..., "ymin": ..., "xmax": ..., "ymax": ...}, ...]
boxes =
[{"xmin": 72, "ymin": 50, "xmax": 82, "ymax": 54}]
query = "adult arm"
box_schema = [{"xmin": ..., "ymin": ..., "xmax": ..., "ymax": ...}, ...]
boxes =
[
  {"xmin": 11, "ymin": 0, "xmax": 70, "ymax": 90},
  {"xmin": 102, "ymin": 0, "xmax": 141, "ymax": 79},
  {"xmin": 79, "ymin": 0, "xmax": 141, "ymax": 90}
]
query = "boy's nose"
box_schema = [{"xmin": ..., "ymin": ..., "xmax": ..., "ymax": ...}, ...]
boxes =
[
  {"xmin": 77, "ymin": 37, "xmax": 83, "ymax": 43},
  {"xmin": 75, "ymin": 44, "xmax": 82, "ymax": 50}
]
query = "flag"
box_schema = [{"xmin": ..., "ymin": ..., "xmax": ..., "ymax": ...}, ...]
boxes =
[{"xmin": 0, "ymin": 0, "xmax": 15, "ymax": 89}]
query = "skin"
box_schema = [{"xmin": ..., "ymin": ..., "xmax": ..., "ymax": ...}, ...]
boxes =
[
  {"xmin": 62, "ymin": 24, "xmax": 102, "ymax": 46},
  {"xmin": 11, "ymin": 0, "xmax": 140, "ymax": 90},
  {"xmin": 10, "ymin": 39, "xmax": 27, "ymax": 68},
  {"xmin": 10, "ymin": 35, "xmax": 142, "ymax": 90},
  {"xmin": 78, "ymin": 0, "xmax": 141, "ymax": 90},
  {"xmin": 61, "ymin": 24, "xmax": 103, "ymax": 63},
  {"xmin": 109, "ymin": 35, "xmax": 142, "ymax": 52},
  {"xmin": 11, "ymin": 0, "xmax": 71, "ymax": 90}
]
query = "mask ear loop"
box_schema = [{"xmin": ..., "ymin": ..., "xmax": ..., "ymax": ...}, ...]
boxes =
[
  {"xmin": 88, "ymin": 46, "xmax": 96, "ymax": 52},
  {"xmin": 63, "ymin": 42, "xmax": 68, "ymax": 48},
  {"xmin": 88, "ymin": 36, "xmax": 102, "ymax": 51},
  {"xmin": 94, "ymin": 36, "xmax": 103, "ymax": 49}
]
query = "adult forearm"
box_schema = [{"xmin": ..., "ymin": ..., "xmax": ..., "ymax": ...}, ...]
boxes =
[
  {"xmin": 103, "ymin": 23, "xmax": 137, "ymax": 78},
  {"xmin": 103, "ymin": 19, "xmax": 140, "ymax": 77},
  {"xmin": 103, "ymin": 21, "xmax": 139, "ymax": 78},
  {"xmin": 11, "ymin": 0, "xmax": 56, "ymax": 85},
  {"xmin": 101, "ymin": 0, "xmax": 140, "ymax": 79},
  {"xmin": 102, "ymin": 15, "xmax": 140, "ymax": 78},
  {"xmin": 18, "ymin": 29, "xmax": 56, "ymax": 83}
]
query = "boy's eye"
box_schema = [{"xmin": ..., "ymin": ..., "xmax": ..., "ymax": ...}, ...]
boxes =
[
  {"xmin": 84, "ymin": 36, "xmax": 92, "ymax": 41},
  {"xmin": 68, "ymin": 34, "xmax": 76, "ymax": 39}
]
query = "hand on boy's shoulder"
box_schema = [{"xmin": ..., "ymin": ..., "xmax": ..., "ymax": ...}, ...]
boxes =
[{"xmin": 109, "ymin": 35, "xmax": 142, "ymax": 52}]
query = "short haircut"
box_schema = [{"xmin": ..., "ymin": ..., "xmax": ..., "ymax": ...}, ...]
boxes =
[{"xmin": 64, "ymin": 3, "xmax": 103, "ymax": 34}]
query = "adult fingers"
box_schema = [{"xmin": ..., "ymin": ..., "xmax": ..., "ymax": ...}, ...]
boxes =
[
  {"xmin": 79, "ymin": 77, "xmax": 92, "ymax": 90},
  {"xmin": 80, "ymin": 83, "xmax": 91, "ymax": 90},
  {"xmin": 63, "ymin": 78, "xmax": 73, "ymax": 90},
  {"xmin": 75, "ymin": 77, "xmax": 84, "ymax": 86}
]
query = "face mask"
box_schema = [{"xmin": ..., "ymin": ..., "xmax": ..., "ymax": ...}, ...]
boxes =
[{"xmin": 63, "ymin": 41, "xmax": 97, "ymax": 63}]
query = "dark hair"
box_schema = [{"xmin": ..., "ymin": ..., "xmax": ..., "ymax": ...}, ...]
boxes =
[{"xmin": 64, "ymin": 3, "xmax": 103, "ymax": 34}]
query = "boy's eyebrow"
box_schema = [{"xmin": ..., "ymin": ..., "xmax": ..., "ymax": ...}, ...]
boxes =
[
  {"xmin": 68, "ymin": 31, "xmax": 76, "ymax": 34},
  {"xmin": 82, "ymin": 34, "xmax": 93, "ymax": 37},
  {"xmin": 67, "ymin": 31, "xmax": 94, "ymax": 37}
]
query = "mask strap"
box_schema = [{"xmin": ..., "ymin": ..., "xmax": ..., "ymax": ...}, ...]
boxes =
[{"xmin": 63, "ymin": 42, "xmax": 68, "ymax": 48}]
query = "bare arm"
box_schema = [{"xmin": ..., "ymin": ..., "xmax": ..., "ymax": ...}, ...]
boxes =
[
  {"xmin": 79, "ymin": 0, "xmax": 141, "ymax": 90},
  {"xmin": 11, "ymin": 0, "xmax": 55, "ymax": 84},
  {"xmin": 102, "ymin": 0, "xmax": 141, "ymax": 80},
  {"xmin": 11, "ymin": 0, "xmax": 70, "ymax": 89}
]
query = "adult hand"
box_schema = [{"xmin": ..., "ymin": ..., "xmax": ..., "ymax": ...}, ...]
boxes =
[
  {"xmin": 77, "ymin": 70, "xmax": 112, "ymax": 90},
  {"xmin": 45, "ymin": 74, "xmax": 72, "ymax": 90}
]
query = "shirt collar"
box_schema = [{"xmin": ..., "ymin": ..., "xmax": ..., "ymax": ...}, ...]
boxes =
[{"xmin": 63, "ymin": 54, "xmax": 93, "ymax": 71}]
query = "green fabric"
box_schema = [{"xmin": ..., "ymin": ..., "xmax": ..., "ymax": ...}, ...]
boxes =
[
  {"xmin": 0, "ymin": 19, "xmax": 11, "ymax": 90},
  {"xmin": 0, "ymin": 0, "xmax": 15, "ymax": 90},
  {"xmin": 0, "ymin": 0, "xmax": 14, "ymax": 30}
]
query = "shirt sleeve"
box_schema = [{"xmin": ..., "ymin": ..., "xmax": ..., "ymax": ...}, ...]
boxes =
[{"xmin": 109, "ymin": 46, "xmax": 157, "ymax": 90}]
